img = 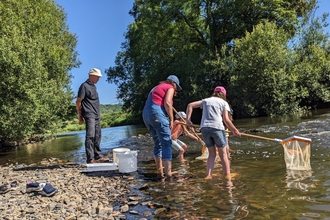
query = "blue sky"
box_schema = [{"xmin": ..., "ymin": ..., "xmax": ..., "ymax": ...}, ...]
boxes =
[
  {"xmin": 55, "ymin": 0, "xmax": 329, "ymax": 105},
  {"xmin": 55, "ymin": 0, "xmax": 134, "ymax": 104}
]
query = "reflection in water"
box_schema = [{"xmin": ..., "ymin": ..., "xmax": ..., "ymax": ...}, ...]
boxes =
[
  {"xmin": 0, "ymin": 125, "xmax": 148, "ymax": 166},
  {"xmin": 0, "ymin": 135, "xmax": 83, "ymax": 165},
  {"xmin": 286, "ymin": 169, "xmax": 315, "ymax": 191}
]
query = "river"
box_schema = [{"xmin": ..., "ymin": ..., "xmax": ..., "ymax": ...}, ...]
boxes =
[{"xmin": 1, "ymin": 108, "xmax": 330, "ymax": 219}]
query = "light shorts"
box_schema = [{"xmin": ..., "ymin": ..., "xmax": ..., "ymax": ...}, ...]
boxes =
[
  {"xmin": 172, "ymin": 139, "xmax": 186, "ymax": 151},
  {"xmin": 201, "ymin": 127, "xmax": 227, "ymax": 148}
]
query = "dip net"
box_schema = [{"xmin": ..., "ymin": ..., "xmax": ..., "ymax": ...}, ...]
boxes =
[{"xmin": 281, "ymin": 136, "xmax": 311, "ymax": 171}]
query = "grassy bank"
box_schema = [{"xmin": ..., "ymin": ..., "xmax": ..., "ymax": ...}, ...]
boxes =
[{"xmin": 58, "ymin": 111, "xmax": 143, "ymax": 133}]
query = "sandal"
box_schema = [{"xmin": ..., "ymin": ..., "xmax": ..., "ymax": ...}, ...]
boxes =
[
  {"xmin": 0, "ymin": 184, "xmax": 8, "ymax": 194},
  {"xmin": 39, "ymin": 183, "xmax": 58, "ymax": 197}
]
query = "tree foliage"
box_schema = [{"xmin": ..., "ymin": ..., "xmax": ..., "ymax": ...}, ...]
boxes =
[
  {"xmin": 107, "ymin": 0, "xmax": 329, "ymax": 119},
  {"xmin": 0, "ymin": 0, "xmax": 80, "ymax": 142}
]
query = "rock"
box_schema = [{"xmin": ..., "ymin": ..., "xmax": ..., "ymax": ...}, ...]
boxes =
[
  {"xmin": 129, "ymin": 210, "xmax": 140, "ymax": 215},
  {"xmin": 129, "ymin": 196, "xmax": 142, "ymax": 201},
  {"xmin": 138, "ymin": 184, "xmax": 149, "ymax": 190},
  {"xmin": 154, "ymin": 207, "xmax": 166, "ymax": 215},
  {"xmin": 127, "ymin": 201, "xmax": 139, "ymax": 206},
  {"xmin": 120, "ymin": 204, "xmax": 129, "ymax": 212}
]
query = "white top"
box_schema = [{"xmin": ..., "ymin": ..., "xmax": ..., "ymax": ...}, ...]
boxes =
[{"xmin": 200, "ymin": 97, "xmax": 230, "ymax": 130}]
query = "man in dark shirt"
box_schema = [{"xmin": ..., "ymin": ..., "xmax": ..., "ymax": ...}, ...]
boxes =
[{"xmin": 76, "ymin": 68, "xmax": 108, "ymax": 164}]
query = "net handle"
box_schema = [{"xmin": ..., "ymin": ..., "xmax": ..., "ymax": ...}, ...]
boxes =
[
  {"xmin": 240, "ymin": 133, "xmax": 282, "ymax": 142},
  {"xmin": 177, "ymin": 121, "xmax": 285, "ymax": 142}
]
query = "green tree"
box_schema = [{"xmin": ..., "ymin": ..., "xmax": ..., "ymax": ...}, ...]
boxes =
[
  {"xmin": 214, "ymin": 8, "xmax": 330, "ymax": 117},
  {"xmin": 291, "ymin": 5, "xmax": 330, "ymax": 108},
  {"xmin": 0, "ymin": 0, "xmax": 80, "ymax": 142},
  {"xmin": 106, "ymin": 0, "xmax": 316, "ymax": 118},
  {"xmin": 225, "ymin": 22, "xmax": 299, "ymax": 117}
]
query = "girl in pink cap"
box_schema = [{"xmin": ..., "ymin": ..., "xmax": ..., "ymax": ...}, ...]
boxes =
[{"xmin": 186, "ymin": 86, "xmax": 241, "ymax": 180}]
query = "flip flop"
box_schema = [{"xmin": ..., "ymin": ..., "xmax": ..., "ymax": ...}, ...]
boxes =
[
  {"xmin": 0, "ymin": 184, "xmax": 8, "ymax": 194},
  {"xmin": 26, "ymin": 182, "xmax": 42, "ymax": 192},
  {"xmin": 39, "ymin": 183, "xmax": 58, "ymax": 197},
  {"xmin": 10, "ymin": 181, "xmax": 18, "ymax": 189}
]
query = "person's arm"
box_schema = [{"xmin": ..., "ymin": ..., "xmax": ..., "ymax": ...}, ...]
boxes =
[
  {"xmin": 182, "ymin": 125, "xmax": 200, "ymax": 141},
  {"xmin": 223, "ymin": 110, "xmax": 240, "ymax": 136},
  {"xmin": 164, "ymin": 87, "xmax": 175, "ymax": 129},
  {"xmin": 186, "ymin": 101, "xmax": 201, "ymax": 126},
  {"xmin": 76, "ymin": 97, "xmax": 84, "ymax": 125}
]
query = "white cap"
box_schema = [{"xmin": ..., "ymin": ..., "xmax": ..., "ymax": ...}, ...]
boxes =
[
  {"xmin": 88, "ymin": 68, "xmax": 102, "ymax": 77},
  {"xmin": 175, "ymin": 111, "xmax": 186, "ymax": 119}
]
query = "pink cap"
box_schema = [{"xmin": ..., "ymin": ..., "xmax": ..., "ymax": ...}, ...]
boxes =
[{"xmin": 214, "ymin": 86, "xmax": 226, "ymax": 95}]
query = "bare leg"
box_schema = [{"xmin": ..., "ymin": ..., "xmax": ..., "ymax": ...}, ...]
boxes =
[
  {"xmin": 218, "ymin": 146, "xmax": 231, "ymax": 180},
  {"xmin": 177, "ymin": 148, "xmax": 185, "ymax": 160},
  {"xmin": 182, "ymin": 144, "xmax": 187, "ymax": 153},
  {"xmin": 163, "ymin": 160, "xmax": 172, "ymax": 177},
  {"xmin": 154, "ymin": 157, "xmax": 163, "ymax": 178},
  {"xmin": 226, "ymin": 136, "xmax": 230, "ymax": 160},
  {"xmin": 178, "ymin": 145, "xmax": 188, "ymax": 161},
  {"xmin": 205, "ymin": 146, "xmax": 217, "ymax": 180}
]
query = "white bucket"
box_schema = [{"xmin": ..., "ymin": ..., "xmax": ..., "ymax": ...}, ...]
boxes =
[
  {"xmin": 113, "ymin": 148, "xmax": 130, "ymax": 165},
  {"xmin": 117, "ymin": 151, "xmax": 138, "ymax": 173}
]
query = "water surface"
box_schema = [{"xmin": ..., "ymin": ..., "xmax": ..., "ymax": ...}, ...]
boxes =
[{"xmin": 1, "ymin": 109, "xmax": 330, "ymax": 219}]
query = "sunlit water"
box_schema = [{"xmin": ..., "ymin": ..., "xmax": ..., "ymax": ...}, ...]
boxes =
[{"xmin": 1, "ymin": 109, "xmax": 330, "ymax": 219}]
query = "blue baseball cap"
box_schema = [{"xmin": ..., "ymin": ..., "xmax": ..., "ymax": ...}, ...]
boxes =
[{"xmin": 167, "ymin": 75, "xmax": 182, "ymax": 91}]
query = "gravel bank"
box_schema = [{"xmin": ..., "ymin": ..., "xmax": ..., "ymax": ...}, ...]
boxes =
[{"xmin": 0, "ymin": 135, "xmax": 174, "ymax": 220}]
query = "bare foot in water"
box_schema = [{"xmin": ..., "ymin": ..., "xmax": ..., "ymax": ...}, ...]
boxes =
[
  {"xmin": 230, "ymin": 173, "xmax": 237, "ymax": 178},
  {"xmin": 179, "ymin": 158, "xmax": 187, "ymax": 162},
  {"xmin": 224, "ymin": 173, "xmax": 237, "ymax": 181},
  {"xmin": 204, "ymin": 175, "xmax": 212, "ymax": 180}
]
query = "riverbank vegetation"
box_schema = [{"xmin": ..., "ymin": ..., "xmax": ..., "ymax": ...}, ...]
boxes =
[
  {"xmin": 0, "ymin": 0, "xmax": 80, "ymax": 145},
  {"xmin": 1, "ymin": 0, "xmax": 330, "ymax": 145},
  {"xmin": 58, "ymin": 104, "xmax": 142, "ymax": 133}
]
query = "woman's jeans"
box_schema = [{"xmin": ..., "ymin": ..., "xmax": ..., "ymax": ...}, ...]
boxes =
[{"xmin": 143, "ymin": 108, "xmax": 172, "ymax": 160}]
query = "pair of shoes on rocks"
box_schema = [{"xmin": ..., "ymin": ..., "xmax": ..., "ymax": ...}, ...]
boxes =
[
  {"xmin": 0, "ymin": 181, "xmax": 18, "ymax": 194},
  {"xmin": 26, "ymin": 182, "xmax": 58, "ymax": 197}
]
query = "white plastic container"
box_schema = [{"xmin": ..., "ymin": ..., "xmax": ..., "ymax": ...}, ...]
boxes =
[
  {"xmin": 117, "ymin": 151, "xmax": 138, "ymax": 173},
  {"xmin": 86, "ymin": 163, "xmax": 117, "ymax": 172},
  {"xmin": 113, "ymin": 148, "xmax": 130, "ymax": 165}
]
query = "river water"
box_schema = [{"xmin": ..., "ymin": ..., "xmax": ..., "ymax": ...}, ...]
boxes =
[{"xmin": 1, "ymin": 108, "xmax": 330, "ymax": 219}]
